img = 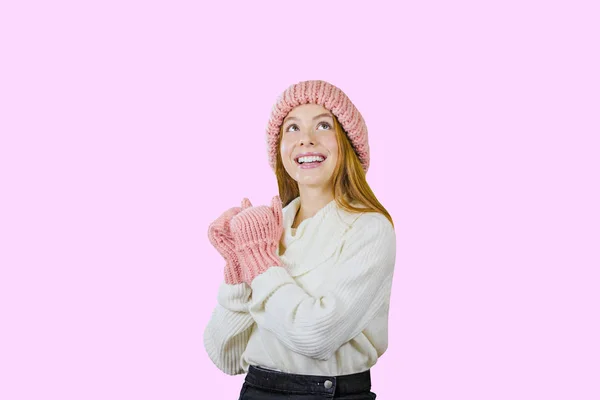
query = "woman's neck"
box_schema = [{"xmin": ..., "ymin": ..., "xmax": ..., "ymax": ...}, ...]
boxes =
[{"xmin": 293, "ymin": 186, "xmax": 335, "ymax": 228}]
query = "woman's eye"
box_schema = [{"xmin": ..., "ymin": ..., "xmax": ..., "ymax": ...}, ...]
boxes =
[{"xmin": 286, "ymin": 122, "xmax": 330, "ymax": 132}]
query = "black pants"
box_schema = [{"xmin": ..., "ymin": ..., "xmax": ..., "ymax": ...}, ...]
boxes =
[{"xmin": 238, "ymin": 365, "xmax": 376, "ymax": 399}]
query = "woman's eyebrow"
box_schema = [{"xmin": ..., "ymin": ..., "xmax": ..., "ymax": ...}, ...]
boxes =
[{"xmin": 284, "ymin": 113, "xmax": 333, "ymax": 124}]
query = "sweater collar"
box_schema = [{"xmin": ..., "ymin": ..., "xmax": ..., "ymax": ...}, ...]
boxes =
[
  {"xmin": 282, "ymin": 196, "xmax": 337, "ymax": 237},
  {"xmin": 278, "ymin": 196, "xmax": 365, "ymax": 276}
]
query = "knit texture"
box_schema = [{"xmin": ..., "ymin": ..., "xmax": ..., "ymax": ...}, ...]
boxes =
[
  {"xmin": 203, "ymin": 282, "xmax": 254, "ymax": 375},
  {"xmin": 266, "ymin": 80, "xmax": 370, "ymax": 173},
  {"xmin": 203, "ymin": 196, "xmax": 396, "ymax": 376},
  {"xmin": 207, "ymin": 198, "xmax": 253, "ymax": 285},
  {"xmin": 230, "ymin": 196, "xmax": 284, "ymax": 285}
]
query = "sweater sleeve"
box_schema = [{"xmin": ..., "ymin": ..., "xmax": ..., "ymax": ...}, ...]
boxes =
[
  {"xmin": 248, "ymin": 213, "xmax": 396, "ymax": 361},
  {"xmin": 203, "ymin": 281, "xmax": 255, "ymax": 375}
]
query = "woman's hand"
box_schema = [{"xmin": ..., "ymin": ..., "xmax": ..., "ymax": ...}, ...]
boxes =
[
  {"xmin": 207, "ymin": 198, "xmax": 253, "ymax": 284},
  {"xmin": 230, "ymin": 196, "xmax": 284, "ymax": 285}
]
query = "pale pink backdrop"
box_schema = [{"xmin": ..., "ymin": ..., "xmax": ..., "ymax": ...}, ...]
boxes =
[{"xmin": 1, "ymin": 1, "xmax": 598, "ymax": 399}]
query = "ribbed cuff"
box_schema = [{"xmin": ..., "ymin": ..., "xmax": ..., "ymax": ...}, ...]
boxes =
[
  {"xmin": 217, "ymin": 281, "xmax": 252, "ymax": 312},
  {"xmin": 238, "ymin": 243, "xmax": 282, "ymax": 283},
  {"xmin": 224, "ymin": 256, "xmax": 243, "ymax": 285}
]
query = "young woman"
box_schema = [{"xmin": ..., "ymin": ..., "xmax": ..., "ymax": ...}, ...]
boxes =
[{"xmin": 204, "ymin": 80, "xmax": 396, "ymax": 399}]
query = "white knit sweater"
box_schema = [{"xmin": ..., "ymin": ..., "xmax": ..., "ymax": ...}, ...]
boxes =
[{"xmin": 203, "ymin": 196, "xmax": 397, "ymax": 376}]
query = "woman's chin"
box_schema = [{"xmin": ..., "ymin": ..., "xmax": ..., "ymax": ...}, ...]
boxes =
[{"xmin": 295, "ymin": 174, "xmax": 333, "ymax": 188}]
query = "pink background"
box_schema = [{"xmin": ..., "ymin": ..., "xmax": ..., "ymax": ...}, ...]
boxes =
[{"xmin": 1, "ymin": 1, "xmax": 599, "ymax": 399}]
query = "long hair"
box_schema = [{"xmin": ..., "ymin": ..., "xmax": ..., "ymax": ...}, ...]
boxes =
[{"xmin": 274, "ymin": 114, "xmax": 394, "ymax": 228}]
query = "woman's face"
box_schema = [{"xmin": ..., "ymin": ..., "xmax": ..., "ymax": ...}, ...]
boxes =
[{"xmin": 280, "ymin": 104, "xmax": 339, "ymax": 189}]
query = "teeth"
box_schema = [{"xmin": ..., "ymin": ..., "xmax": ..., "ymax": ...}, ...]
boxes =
[{"xmin": 298, "ymin": 155, "xmax": 325, "ymax": 164}]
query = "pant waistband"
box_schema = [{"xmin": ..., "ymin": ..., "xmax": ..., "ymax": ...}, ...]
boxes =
[{"xmin": 245, "ymin": 365, "xmax": 372, "ymax": 396}]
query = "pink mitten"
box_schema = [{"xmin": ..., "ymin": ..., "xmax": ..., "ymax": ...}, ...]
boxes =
[
  {"xmin": 230, "ymin": 196, "xmax": 284, "ymax": 285},
  {"xmin": 207, "ymin": 198, "xmax": 253, "ymax": 284}
]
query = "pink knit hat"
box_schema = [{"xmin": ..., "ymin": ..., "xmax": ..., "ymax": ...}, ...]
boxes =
[{"xmin": 266, "ymin": 80, "xmax": 370, "ymax": 173}]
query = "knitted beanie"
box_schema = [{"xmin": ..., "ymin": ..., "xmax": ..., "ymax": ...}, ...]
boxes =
[{"xmin": 265, "ymin": 80, "xmax": 370, "ymax": 173}]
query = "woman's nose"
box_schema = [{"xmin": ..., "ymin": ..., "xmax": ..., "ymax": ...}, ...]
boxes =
[
  {"xmin": 299, "ymin": 127, "xmax": 316, "ymax": 145},
  {"xmin": 300, "ymin": 137, "xmax": 315, "ymax": 146}
]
